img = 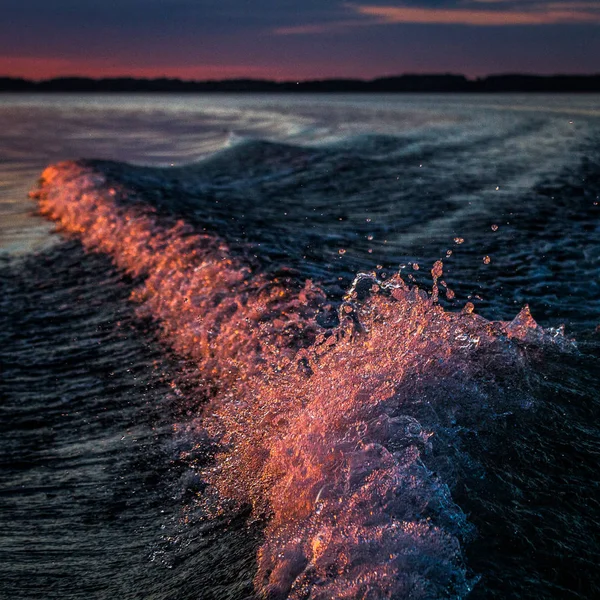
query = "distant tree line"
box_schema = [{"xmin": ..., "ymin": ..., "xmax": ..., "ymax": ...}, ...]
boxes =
[{"xmin": 1, "ymin": 74, "xmax": 600, "ymax": 93}]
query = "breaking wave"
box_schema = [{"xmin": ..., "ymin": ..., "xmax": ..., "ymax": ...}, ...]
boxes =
[{"xmin": 29, "ymin": 160, "xmax": 577, "ymax": 599}]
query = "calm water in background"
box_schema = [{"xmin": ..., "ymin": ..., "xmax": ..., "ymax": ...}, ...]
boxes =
[
  {"xmin": 1, "ymin": 94, "xmax": 600, "ymax": 600},
  {"xmin": 1, "ymin": 93, "xmax": 600, "ymax": 323}
]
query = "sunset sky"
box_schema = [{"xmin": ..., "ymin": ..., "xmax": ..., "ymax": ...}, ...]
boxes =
[{"xmin": 1, "ymin": 0, "xmax": 599, "ymax": 80}]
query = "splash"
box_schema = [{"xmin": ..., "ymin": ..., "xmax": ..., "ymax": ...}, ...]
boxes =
[
  {"xmin": 33, "ymin": 162, "xmax": 325, "ymax": 386},
  {"xmin": 33, "ymin": 160, "xmax": 562, "ymax": 599}
]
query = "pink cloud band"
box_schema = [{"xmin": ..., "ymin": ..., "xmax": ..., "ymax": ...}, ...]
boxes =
[
  {"xmin": 354, "ymin": 3, "xmax": 600, "ymax": 26},
  {"xmin": 275, "ymin": 1, "xmax": 600, "ymax": 34}
]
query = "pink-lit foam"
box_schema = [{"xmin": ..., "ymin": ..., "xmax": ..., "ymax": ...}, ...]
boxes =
[{"xmin": 34, "ymin": 161, "xmax": 560, "ymax": 599}]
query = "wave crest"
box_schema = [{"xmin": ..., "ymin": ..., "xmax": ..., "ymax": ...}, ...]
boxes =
[{"xmin": 33, "ymin": 160, "xmax": 566, "ymax": 599}]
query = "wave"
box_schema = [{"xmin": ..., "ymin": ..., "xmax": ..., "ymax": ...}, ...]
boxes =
[{"xmin": 32, "ymin": 160, "xmax": 572, "ymax": 599}]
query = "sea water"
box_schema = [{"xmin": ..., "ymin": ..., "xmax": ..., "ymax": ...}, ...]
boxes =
[{"xmin": 1, "ymin": 93, "xmax": 599, "ymax": 599}]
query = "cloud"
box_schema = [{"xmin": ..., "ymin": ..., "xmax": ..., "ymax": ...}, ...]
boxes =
[
  {"xmin": 276, "ymin": 0, "xmax": 600, "ymax": 34},
  {"xmin": 353, "ymin": 2, "xmax": 600, "ymax": 26},
  {"xmin": 274, "ymin": 19, "xmax": 364, "ymax": 35}
]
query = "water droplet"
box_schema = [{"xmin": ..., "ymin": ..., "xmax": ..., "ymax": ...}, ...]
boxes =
[
  {"xmin": 431, "ymin": 260, "xmax": 443, "ymax": 279},
  {"xmin": 367, "ymin": 234, "xmax": 374, "ymax": 241}
]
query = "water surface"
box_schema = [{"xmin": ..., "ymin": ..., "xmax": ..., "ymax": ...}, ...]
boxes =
[{"xmin": 1, "ymin": 93, "xmax": 599, "ymax": 600}]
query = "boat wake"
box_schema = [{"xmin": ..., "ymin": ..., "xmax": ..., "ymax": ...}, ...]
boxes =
[{"xmin": 30, "ymin": 160, "xmax": 577, "ymax": 599}]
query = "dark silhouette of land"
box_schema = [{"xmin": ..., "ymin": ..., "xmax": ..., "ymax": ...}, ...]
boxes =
[{"xmin": 1, "ymin": 74, "xmax": 600, "ymax": 93}]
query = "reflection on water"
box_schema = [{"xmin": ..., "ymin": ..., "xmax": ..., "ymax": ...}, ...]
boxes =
[{"xmin": 1, "ymin": 93, "xmax": 598, "ymax": 255}]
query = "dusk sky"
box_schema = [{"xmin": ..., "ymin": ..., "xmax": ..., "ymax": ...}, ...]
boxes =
[{"xmin": 1, "ymin": 0, "xmax": 599, "ymax": 80}]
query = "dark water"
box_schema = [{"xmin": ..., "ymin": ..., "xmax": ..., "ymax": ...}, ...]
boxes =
[
  {"xmin": 1, "ymin": 94, "xmax": 600, "ymax": 600},
  {"xmin": 0, "ymin": 244, "xmax": 261, "ymax": 599}
]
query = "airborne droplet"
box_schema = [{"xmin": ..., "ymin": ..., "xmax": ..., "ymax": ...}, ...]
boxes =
[{"xmin": 463, "ymin": 301, "xmax": 475, "ymax": 314}]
